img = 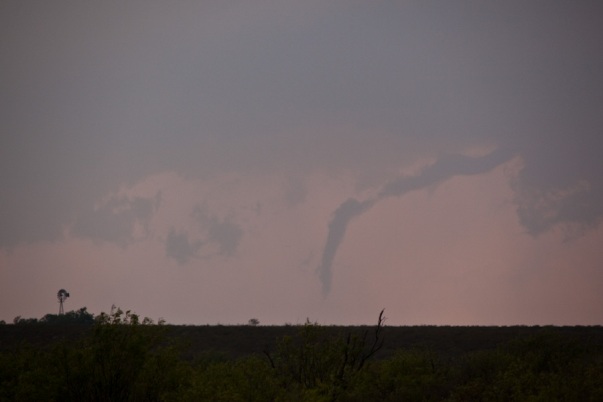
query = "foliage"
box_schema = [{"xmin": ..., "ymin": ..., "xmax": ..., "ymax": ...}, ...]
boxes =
[
  {"xmin": 1, "ymin": 310, "xmax": 603, "ymax": 401},
  {"xmin": 59, "ymin": 305, "xmax": 182, "ymax": 401},
  {"xmin": 263, "ymin": 310, "xmax": 386, "ymax": 401},
  {"xmin": 345, "ymin": 348, "xmax": 448, "ymax": 401},
  {"xmin": 181, "ymin": 355, "xmax": 279, "ymax": 402},
  {"xmin": 0, "ymin": 306, "xmax": 185, "ymax": 402},
  {"xmin": 42, "ymin": 307, "xmax": 95, "ymax": 325},
  {"xmin": 13, "ymin": 307, "xmax": 95, "ymax": 326}
]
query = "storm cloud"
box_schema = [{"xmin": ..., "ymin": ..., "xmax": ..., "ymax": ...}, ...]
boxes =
[
  {"xmin": 2, "ymin": 2, "xmax": 602, "ymax": 250},
  {"xmin": 1, "ymin": 2, "xmax": 603, "ymax": 324}
]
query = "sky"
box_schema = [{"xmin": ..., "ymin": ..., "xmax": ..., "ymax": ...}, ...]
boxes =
[{"xmin": 1, "ymin": 1, "xmax": 602, "ymax": 326}]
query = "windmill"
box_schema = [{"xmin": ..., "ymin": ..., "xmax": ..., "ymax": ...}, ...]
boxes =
[{"xmin": 57, "ymin": 289, "xmax": 70, "ymax": 315}]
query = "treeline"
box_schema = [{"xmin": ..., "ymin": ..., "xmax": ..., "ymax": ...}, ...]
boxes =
[
  {"xmin": 8, "ymin": 307, "xmax": 95, "ymax": 326},
  {"xmin": 1, "ymin": 308, "xmax": 603, "ymax": 401}
]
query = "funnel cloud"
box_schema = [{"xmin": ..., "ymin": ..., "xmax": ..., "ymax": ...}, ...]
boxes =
[{"xmin": 318, "ymin": 149, "xmax": 516, "ymax": 295}]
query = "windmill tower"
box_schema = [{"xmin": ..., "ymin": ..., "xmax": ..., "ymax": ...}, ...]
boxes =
[{"xmin": 57, "ymin": 289, "xmax": 70, "ymax": 315}]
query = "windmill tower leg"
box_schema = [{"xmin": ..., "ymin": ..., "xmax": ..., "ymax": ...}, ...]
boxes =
[{"xmin": 57, "ymin": 289, "xmax": 69, "ymax": 315}]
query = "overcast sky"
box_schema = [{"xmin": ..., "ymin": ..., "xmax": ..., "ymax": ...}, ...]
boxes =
[{"xmin": 2, "ymin": 1, "xmax": 602, "ymax": 325}]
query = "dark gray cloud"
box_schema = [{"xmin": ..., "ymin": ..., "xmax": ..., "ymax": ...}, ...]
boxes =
[
  {"xmin": 513, "ymin": 175, "xmax": 603, "ymax": 240},
  {"xmin": 207, "ymin": 217, "xmax": 243, "ymax": 257},
  {"xmin": 193, "ymin": 206, "xmax": 244, "ymax": 257},
  {"xmin": 510, "ymin": 136, "xmax": 603, "ymax": 238},
  {"xmin": 165, "ymin": 206, "xmax": 244, "ymax": 264},
  {"xmin": 72, "ymin": 194, "xmax": 159, "ymax": 246},
  {"xmin": 165, "ymin": 230, "xmax": 202, "ymax": 265},
  {"xmin": 1, "ymin": 2, "xmax": 602, "ymax": 250},
  {"xmin": 379, "ymin": 149, "xmax": 516, "ymax": 199}
]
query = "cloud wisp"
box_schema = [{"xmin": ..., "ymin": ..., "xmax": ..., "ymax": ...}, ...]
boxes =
[
  {"xmin": 165, "ymin": 230, "xmax": 203, "ymax": 265},
  {"xmin": 318, "ymin": 148, "xmax": 516, "ymax": 295},
  {"xmin": 164, "ymin": 204, "xmax": 245, "ymax": 265},
  {"xmin": 72, "ymin": 193, "xmax": 160, "ymax": 247}
]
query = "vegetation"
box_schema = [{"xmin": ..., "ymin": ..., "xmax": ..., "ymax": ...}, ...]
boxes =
[{"xmin": 1, "ymin": 308, "xmax": 603, "ymax": 401}]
